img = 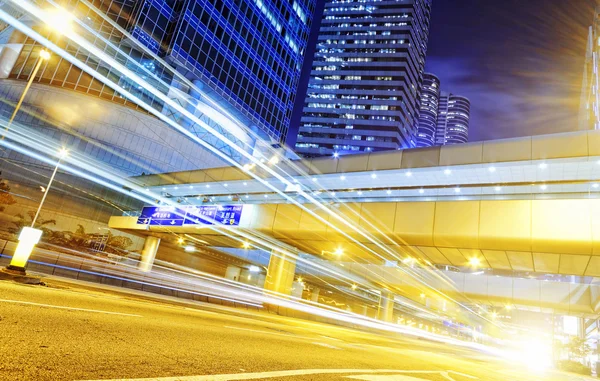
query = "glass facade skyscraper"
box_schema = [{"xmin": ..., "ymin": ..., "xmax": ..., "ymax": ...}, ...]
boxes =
[
  {"xmin": 3, "ymin": 0, "xmax": 317, "ymax": 145},
  {"xmin": 295, "ymin": 0, "xmax": 432, "ymax": 157},
  {"xmin": 153, "ymin": 0, "xmax": 317, "ymax": 143},
  {"xmin": 435, "ymin": 92, "xmax": 470, "ymax": 145},
  {"xmin": 415, "ymin": 74, "xmax": 470, "ymax": 147},
  {"xmin": 415, "ymin": 73, "xmax": 439, "ymax": 147}
]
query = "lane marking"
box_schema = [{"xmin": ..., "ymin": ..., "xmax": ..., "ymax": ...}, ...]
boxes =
[
  {"xmin": 311, "ymin": 342, "xmax": 342, "ymax": 350},
  {"xmin": 81, "ymin": 368, "xmax": 478, "ymax": 381},
  {"xmin": 225, "ymin": 326, "xmax": 342, "ymax": 350},
  {"xmin": 223, "ymin": 325, "xmax": 295, "ymax": 338},
  {"xmin": 448, "ymin": 370, "xmax": 478, "ymax": 379},
  {"xmin": 346, "ymin": 375, "xmax": 430, "ymax": 380},
  {"xmin": 319, "ymin": 335, "xmax": 344, "ymax": 342},
  {"xmin": 0, "ymin": 298, "xmax": 143, "ymax": 317}
]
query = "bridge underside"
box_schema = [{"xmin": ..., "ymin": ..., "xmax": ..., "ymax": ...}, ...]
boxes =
[{"xmin": 110, "ymin": 197, "xmax": 600, "ymax": 277}]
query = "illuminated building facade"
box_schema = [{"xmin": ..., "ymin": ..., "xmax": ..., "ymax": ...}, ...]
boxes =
[
  {"xmin": 416, "ymin": 74, "xmax": 470, "ymax": 147},
  {"xmin": 580, "ymin": 6, "xmax": 600, "ymax": 131},
  {"xmin": 295, "ymin": 0, "xmax": 432, "ymax": 157},
  {"xmin": 0, "ymin": 0, "xmax": 316, "ymax": 235},
  {"xmin": 415, "ymin": 73, "xmax": 440, "ymax": 147},
  {"xmin": 1, "ymin": 0, "xmax": 317, "ymax": 145},
  {"xmin": 435, "ymin": 92, "xmax": 470, "ymax": 145}
]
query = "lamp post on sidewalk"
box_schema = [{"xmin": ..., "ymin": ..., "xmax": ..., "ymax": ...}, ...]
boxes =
[
  {"xmin": 1, "ymin": 49, "xmax": 50, "ymax": 140},
  {"xmin": 6, "ymin": 148, "xmax": 68, "ymax": 273},
  {"xmin": 2, "ymin": 6, "xmax": 74, "ymax": 140}
]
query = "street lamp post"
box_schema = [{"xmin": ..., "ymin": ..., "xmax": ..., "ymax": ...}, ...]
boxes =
[
  {"xmin": 6, "ymin": 148, "xmax": 68, "ymax": 273},
  {"xmin": 1, "ymin": 49, "xmax": 50, "ymax": 140},
  {"xmin": 30, "ymin": 148, "xmax": 68, "ymax": 227}
]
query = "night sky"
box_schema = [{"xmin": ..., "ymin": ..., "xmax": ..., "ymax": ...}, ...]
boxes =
[
  {"xmin": 288, "ymin": 0, "xmax": 598, "ymax": 147},
  {"xmin": 426, "ymin": 0, "xmax": 597, "ymax": 141}
]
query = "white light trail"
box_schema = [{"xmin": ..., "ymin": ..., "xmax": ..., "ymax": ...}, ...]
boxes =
[{"xmin": 1, "ymin": 2, "xmax": 494, "ymax": 325}]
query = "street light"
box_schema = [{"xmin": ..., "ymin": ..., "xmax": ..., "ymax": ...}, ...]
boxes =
[
  {"xmin": 1, "ymin": 49, "xmax": 51, "ymax": 140},
  {"xmin": 6, "ymin": 148, "xmax": 68, "ymax": 273},
  {"xmin": 2, "ymin": 7, "xmax": 74, "ymax": 140},
  {"xmin": 469, "ymin": 257, "xmax": 481, "ymax": 268}
]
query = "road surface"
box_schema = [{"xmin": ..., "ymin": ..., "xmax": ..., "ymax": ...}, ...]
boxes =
[{"xmin": 0, "ymin": 277, "xmax": 591, "ymax": 381}]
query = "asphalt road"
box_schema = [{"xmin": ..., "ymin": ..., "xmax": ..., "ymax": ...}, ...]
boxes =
[{"xmin": 0, "ymin": 278, "xmax": 592, "ymax": 381}]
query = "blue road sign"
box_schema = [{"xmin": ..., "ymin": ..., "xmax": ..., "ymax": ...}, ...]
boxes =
[
  {"xmin": 213, "ymin": 205, "xmax": 243, "ymax": 226},
  {"xmin": 137, "ymin": 205, "xmax": 244, "ymax": 227},
  {"xmin": 137, "ymin": 206, "xmax": 186, "ymax": 226}
]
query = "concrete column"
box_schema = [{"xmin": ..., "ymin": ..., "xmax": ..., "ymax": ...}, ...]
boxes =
[
  {"xmin": 225, "ymin": 265, "xmax": 242, "ymax": 281},
  {"xmin": 139, "ymin": 236, "xmax": 160, "ymax": 272},
  {"xmin": 379, "ymin": 291, "xmax": 394, "ymax": 323},
  {"xmin": 361, "ymin": 305, "xmax": 369, "ymax": 316},
  {"xmin": 310, "ymin": 288, "xmax": 320, "ymax": 302},
  {"xmin": 264, "ymin": 250, "xmax": 297, "ymax": 296},
  {"xmin": 291, "ymin": 281, "xmax": 304, "ymax": 299}
]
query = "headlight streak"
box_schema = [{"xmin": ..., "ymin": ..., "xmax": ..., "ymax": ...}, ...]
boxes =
[
  {"xmin": 3, "ymin": 2, "xmax": 495, "ymax": 327},
  {"xmin": 0, "ymin": 121, "xmax": 383, "ymax": 301},
  {"xmin": 0, "ymin": 116, "xmax": 412, "ymax": 322},
  {"xmin": 54, "ymin": 4, "xmax": 458, "ymax": 315},
  {"xmin": 0, "ymin": 247, "xmax": 504, "ymax": 358},
  {"xmin": 33, "ymin": 8, "xmax": 428, "ymax": 316},
  {"xmin": 4, "ymin": 1, "xmax": 424, "ymax": 277},
  {"xmin": 0, "ymin": 157, "xmax": 128, "ymax": 212},
  {"xmin": 0, "ymin": 94, "xmax": 174, "ymax": 179}
]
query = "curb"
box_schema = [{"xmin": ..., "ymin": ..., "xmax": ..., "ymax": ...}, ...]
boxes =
[{"xmin": 0, "ymin": 268, "xmax": 45, "ymax": 285}]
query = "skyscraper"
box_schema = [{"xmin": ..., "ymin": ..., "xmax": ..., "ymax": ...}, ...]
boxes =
[
  {"xmin": 295, "ymin": 0, "xmax": 432, "ymax": 157},
  {"xmin": 415, "ymin": 73, "xmax": 440, "ymax": 147},
  {"xmin": 152, "ymin": 0, "xmax": 317, "ymax": 144},
  {"xmin": 435, "ymin": 92, "xmax": 470, "ymax": 145},
  {"xmin": 2, "ymin": 0, "xmax": 317, "ymax": 146},
  {"xmin": 580, "ymin": 6, "xmax": 600, "ymax": 131},
  {"xmin": 0, "ymin": 0, "xmax": 318, "ymax": 238}
]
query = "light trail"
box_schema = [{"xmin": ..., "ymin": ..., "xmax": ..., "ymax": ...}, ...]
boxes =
[
  {"xmin": 2, "ymin": 1, "xmax": 496, "ymax": 327},
  {"xmin": 0, "ymin": 248, "xmax": 500, "ymax": 356}
]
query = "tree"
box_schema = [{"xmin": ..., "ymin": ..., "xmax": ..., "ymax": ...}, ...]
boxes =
[
  {"xmin": 0, "ymin": 180, "xmax": 16, "ymax": 212},
  {"xmin": 565, "ymin": 337, "xmax": 592, "ymax": 360}
]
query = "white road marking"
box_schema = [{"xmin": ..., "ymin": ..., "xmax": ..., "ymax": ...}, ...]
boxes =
[
  {"xmin": 448, "ymin": 370, "xmax": 478, "ymax": 379},
  {"xmin": 81, "ymin": 368, "xmax": 478, "ymax": 381},
  {"xmin": 225, "ymin": 326, "xmax": 342, "ymax": 350},
  {"xmin": 223, "ymin": 325, "xmax": 294, "ymax": 338},
  {"xmin": 311, "ymin": 342, "xmax": 342, "ymax": 350},
  {"xmin": 345, "ymin": 375, "xmax": 425, "ymax": 380},
  {"xmin": 0, "ymin": 298, "xmax": 143, "ymax": 317},
  {"xmin": 320, "ymin": 335, "xmax": 344, "ymax": 342}
]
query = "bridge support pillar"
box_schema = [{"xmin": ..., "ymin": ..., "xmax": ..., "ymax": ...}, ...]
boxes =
[
  {"xmin": 379, "ymin": 291, "xmax": 394, "ymax": 323},
  {"xmin": 225, "ymin": 265, "xmax": 242, "ymax": 281},
  {"xmin": 139, "ymin": 236, "xmax": 160, "ymax": 272},
  {"xmin": 310, "ymin": 288, "xmax": 320, "ymax": 302},
  {"xmin": 264, "ymin": 250, "xmax": 297, "ymax": 296}
]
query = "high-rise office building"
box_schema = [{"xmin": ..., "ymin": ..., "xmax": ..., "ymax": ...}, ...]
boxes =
[
  {"xmin": 435, "ymin": 92, "xmax": 470, "ymax": 145},
  {"xmin": 415, "ymin": 73, "xmax": 440, "ymax": 147},
  {"xmin": 0, "ymin": 0, "xmax": 317, "ymax": 238},
  {"xmin": 137, "ymin": 0, "xmax": 317, "ymax": 144},
  {"xmin": 2, "ymin": 0, "xmax": 317, "ymax": 146},
  {"xmin": 295, "ymin": 0, "xmax": 432, "ymax": 157},
  {"xmin": 580, "ymin": 6, "xmax": 600, "ymax": 131}
]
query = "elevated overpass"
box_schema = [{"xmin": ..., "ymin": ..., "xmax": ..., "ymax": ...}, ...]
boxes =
[{"xmin": 109, "ymin": 130, "xmax": 600, "ymax": 321}]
